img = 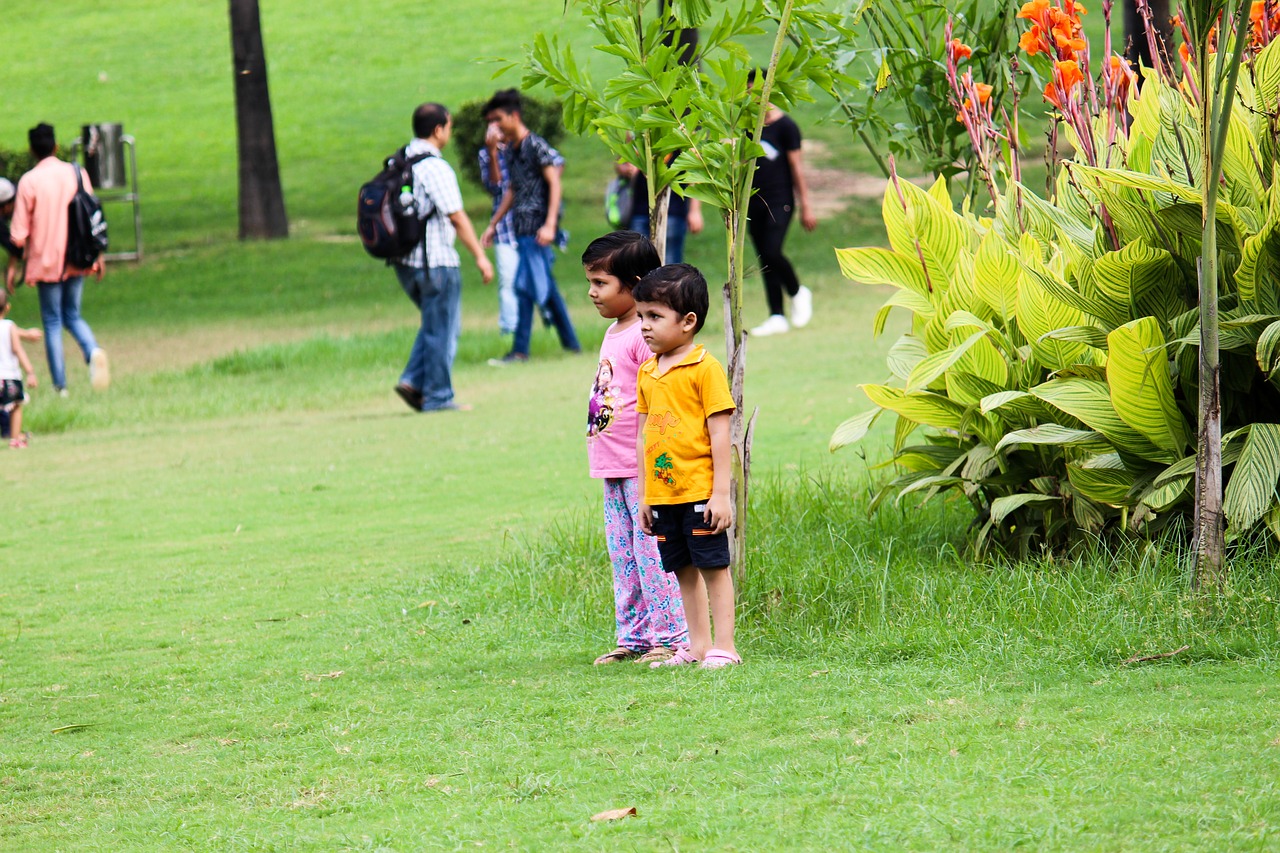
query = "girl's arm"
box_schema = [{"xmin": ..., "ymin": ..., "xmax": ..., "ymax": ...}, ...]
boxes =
[
  {"xmin": 11, "ymin": 324, "xmax": 36, "ymax": 388},
  {"xmin": 636, "ymin": 413, "xmax": 653, "ymax": 535},
  {"xmin": 705, "ymin": 411, "xmax": 734, "ymax": 533}
]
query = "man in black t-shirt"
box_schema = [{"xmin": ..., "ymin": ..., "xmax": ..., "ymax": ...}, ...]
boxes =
[
  {"xmin": 481, "ymin": 89, "xmax": 581, "ymax": 364},
  {"xmin": 746, "ymin": 71, "xmax": 817, "ymax": 338}
]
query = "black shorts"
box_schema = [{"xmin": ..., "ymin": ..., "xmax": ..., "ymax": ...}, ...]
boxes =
[
  {"xmin": 0, "ymin": 379, "xmax": 24, "ymax": 408},
  {"xmin": 650, "ymin": 501, "xmax": 731, "ymax": 572}
]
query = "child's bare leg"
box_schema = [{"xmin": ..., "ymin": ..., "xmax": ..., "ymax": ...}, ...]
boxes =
[
  {"xmin": 702, "ymin": 567, "xmax": 736, "ymax": 656},
  {"xmin": 674, "ymin": 565, "xmax": 711, "ymax": 659},
  {"xmin": 9, "ymin": 404, "xmax": 22, "ymax": 439}
]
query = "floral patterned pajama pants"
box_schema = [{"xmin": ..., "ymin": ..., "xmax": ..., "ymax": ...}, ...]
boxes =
[{"xmin": 603, "ymin": 477, "xmax": 688, "ymax": 650}]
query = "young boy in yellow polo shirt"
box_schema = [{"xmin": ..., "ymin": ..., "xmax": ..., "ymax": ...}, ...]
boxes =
[{"xmin": 634, "ymin": 264, "xmax": 741, "ymax": 669}]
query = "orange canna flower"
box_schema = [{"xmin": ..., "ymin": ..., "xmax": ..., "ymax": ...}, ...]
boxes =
[
  {"xmin": 1017, "ymin": 0, "xmax": 1052, "ymax": 23},
  {"xmin": 1178, "ymin": 41, "xmax": 1192, "ymax": 65},
  {"xmin": 1019, "ymin": 26, "xmax": 1047, "ymax": 56},
  {"xmin": 949, "ymin": 38, "xmax": 973, "ymax": 62},
  {"xmin": 1056, "ymin": 59, "xmax": 1084, "ymax": 91}
]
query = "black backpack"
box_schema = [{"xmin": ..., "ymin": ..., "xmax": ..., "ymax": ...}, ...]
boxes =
[
  {"xmin": 65, "ymin": 164, "xmax": 108, "ymax": 270},
  {"xmin": 357, "ymin": 147, "xmax": 435, "ymax": 261}
]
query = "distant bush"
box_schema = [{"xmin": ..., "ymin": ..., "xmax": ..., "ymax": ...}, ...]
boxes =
[
  {"xmin": 451, "ymin": 94, "xmax": 564, "ymax": 187},
  {"xmin": 0, "ymin": 147, "xmax": 37, "ymax": 183}
]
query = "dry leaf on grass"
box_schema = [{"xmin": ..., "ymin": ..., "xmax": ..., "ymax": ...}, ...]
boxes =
[
  {"xmin": 303, "ymin": 671, "xmax": 344, "ymax": 681},
  {"xmin": 591, "ymin": 807, "xmax": 637, "ymax": 822},
  {"xmin": 809, "ymin": 670, "xmax": 829, "ymax": 677}
]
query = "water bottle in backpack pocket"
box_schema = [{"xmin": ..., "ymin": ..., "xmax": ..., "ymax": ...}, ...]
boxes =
[{"xmin": 357, "ymin": 147, "xmax": 435, "ymax": 262}]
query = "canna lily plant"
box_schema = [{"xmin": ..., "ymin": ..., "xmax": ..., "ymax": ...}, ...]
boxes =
[{"xmin": 833, "ymin": 0, "xmax": 1280, "ymax": 561}]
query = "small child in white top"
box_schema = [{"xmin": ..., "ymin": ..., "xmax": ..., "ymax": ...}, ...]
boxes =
[
  {"xmin": 0, "ymin": 290, "xmax": 39, "ymax": 448},
  {"xmin": 582, "ymin": 231, "xmax": 688, "ymax": 665}
]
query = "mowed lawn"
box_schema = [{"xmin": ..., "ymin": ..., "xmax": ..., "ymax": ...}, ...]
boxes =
[{"xmin": 4, "ymin": 2, "xmax": 1280, "ymax": 850}]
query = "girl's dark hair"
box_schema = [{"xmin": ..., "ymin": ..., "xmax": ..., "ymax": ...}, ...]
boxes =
[
  {"xmin": 581, "ymin": 231, "xmax": 661, "ymax": 289},
  {"xmin": 633, "ymin": 263, "xmax": 709, "ymax": 332}
]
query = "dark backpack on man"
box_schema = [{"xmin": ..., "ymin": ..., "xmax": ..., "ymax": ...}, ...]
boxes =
[
  {"xmin": 357, "ymin": 147, "xmax": 435, "ymax": 261},
  {"xmin": 65, "ymin": 164, "xmax": 108, "ymax": 270}
]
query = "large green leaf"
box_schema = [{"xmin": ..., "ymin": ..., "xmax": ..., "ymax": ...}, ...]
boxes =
[
  {"xmin": 973, "ymin": 230, "xmax": 1020, "ymax": 322},
  {"xmin": 836, "ymin": 247, "xmax": 930, "ymax": 299},
  {"xmin": 1067, "ymin": 453, "xmax": 1135, "ymax": 507},
  {"xmin": 861, "ymin": 384, "xmax": 969, "ymax": 431},
  {"xmin": 887, "ymin": 335, "xmax": 928, "ymax": 382},
  {"xmin": 830, "ymin": 408, "xmax": 881, "ymax": 452},
  {"xmin": 1106, "ymin": 318, "xmax": 1189, "ymax": 456},
  {"xmin": 906, "ymin": 330, "xmax": 992, "ymax": 392},
  {"xmin": 990, "ymin": 493, "xmax": 1062, "ymax": 525},
  {"xmin": 1254, "ymin": 37, "xmax": 1280, "ymax": 122},
  {"xmin": 995, "ymin": 424, "xmax": 1109, "ymax": 452},
  {"xmin": 1224, "ymin": 423, "xmax": 1280, "ymax": 533},
  {"xmin": 1017, "ymin": 261, "xmax": 1090, "ymax": 370},
  {"xmin": 1031, "ymin": 378, "xmax": 1173, "ymax": 462},
  {"xmin": 1092, "ymin": 242, "xmax": 1180, "ymax": 324},
  {"xmin": 880, "ymin": 178, "xmax": 969, "ymax": 295},
  {"xmin": 1256, "ymin": 320, "xmax": 1280, "ymax": 379}
]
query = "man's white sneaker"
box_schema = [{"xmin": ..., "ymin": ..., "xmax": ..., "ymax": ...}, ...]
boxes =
[
  {"xmin": 750, "ymin": 314, "xmax": 790, "ymax": 337},
  {"xmin": 790, "ymin": 285, "xmax": 813, "ymax": 328},
  {"xmin": 89, "ymin": 348, "xmax": 110, "ymax": 391}
]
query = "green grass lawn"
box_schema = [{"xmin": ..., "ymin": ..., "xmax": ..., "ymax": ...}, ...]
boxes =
[{"xmin": 4, "ymin": 2, "xmax": 1280, "ymax": 850}]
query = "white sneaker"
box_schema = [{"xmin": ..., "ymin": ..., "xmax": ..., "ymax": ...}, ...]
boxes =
[
  {"xmin": 790, "ymin": 285, "xmax": 813, "ymax": 328},
  {"xmin": 750, "ymin": 314, "xmax": 790, "ymax": 337},
  {"xmin": 89, "ymin": 348, "xmax": 110, "ymax": 391}
]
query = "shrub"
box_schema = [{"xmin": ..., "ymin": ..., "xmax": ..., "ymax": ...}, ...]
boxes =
[
  {"xmin": 833, "ymin": 5, "xmax": 1280, "ymax": 557},
  {"xmin": 451, "ymin": 94, "xmax": 564, "ymax": 187},
  {"xmin": 0, "ymin": 146, "xmax": 37, "ymax": 183}
]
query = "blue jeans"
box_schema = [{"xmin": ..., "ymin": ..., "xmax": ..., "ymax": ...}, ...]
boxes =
[
  {"xmin": 395, "ymin": 264, "xmax": 461, "ymax": 411},
  {"xmin": 511, "ymin": 236, "xmax": 580, "ymax": 357},
  {"xmin": 37, "ymin": 277, "xmax": 98, "ymax": 391},
  {"xmin": 630, "ymin": 214, "xmax": 688, "ymax": 264}
]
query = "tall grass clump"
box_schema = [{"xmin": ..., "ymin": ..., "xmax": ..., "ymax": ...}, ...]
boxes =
[{"xmin": 495, "ymin": 471, "xmax": 1280, "ymax": 668}]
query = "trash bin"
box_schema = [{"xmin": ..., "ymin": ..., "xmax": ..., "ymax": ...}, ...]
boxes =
[{"xmin": 81, "ymin": 123, "xmax": 128, "ymax": 190}]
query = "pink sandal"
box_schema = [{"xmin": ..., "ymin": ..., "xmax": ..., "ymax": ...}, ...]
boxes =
[
  {"xmin": 649, "ymin": 647, "xmax": 699, "ymax": 669},
  {"xmin": 699, "ymin": 649, "xmax": 742, "ymax": 669}
]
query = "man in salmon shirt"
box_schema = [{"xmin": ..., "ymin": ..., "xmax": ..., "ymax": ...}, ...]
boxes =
[{"xmin": 9, "ymin": 123, "xmax": 109, "ymax": 394}]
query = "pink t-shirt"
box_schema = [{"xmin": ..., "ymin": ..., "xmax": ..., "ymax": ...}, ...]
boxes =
[
  {"xmin": 10, "ymin": 157, "xmax": 95, "ymax": 283},
  {"xmin": 587, "ymin": 319, "xmax": 652, "ymax": 478}
]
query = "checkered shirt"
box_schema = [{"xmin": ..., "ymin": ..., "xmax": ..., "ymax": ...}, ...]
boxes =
[{"xmin": 397, "ymin": 138, "xmax": 462, "ymax": 269}]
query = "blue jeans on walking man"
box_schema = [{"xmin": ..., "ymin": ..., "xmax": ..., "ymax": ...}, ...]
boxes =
[
  {"xmin": 510, "ymin": 235, "xmax": 580, "ymax": 358},
  {"xmin": 396, "ymin": 264, "xmax": 462, "ymax": 411},
  {"xmin": 37, "ymin": 276, "xmax": 99, "ymax": 391}
]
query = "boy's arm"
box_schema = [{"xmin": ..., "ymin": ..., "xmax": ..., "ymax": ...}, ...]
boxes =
[
  {"xmin": 536, "ymin": 163, "xmax": 562, "ymax": 247},
  {"xmin": 786, "ymin": 145, "xmax": 817, "ymax": 232},
  {"xmin": 687, "ymin": 197, "xmax": 704, "ymax": 235},
  {"xmin": 17, "ymin": 326, "xmax": 42, "ymax": 342},
  {"xmin": 447, "ymin": 210, "xmax": 495, "ymax": 284},
  {"xmin": 481, "ymin": 187, "xmax": 515, "ymax": 248},
  {"xmin": 11, "ymin": 325, "xmax": 36, "ymax": 388},
  {"xmin": 705, "ymin": 411, "xmax": 734, "ymax": 533}
]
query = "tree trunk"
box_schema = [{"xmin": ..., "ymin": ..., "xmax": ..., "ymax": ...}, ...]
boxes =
[
  {"xmin": 723, "ymin": 211, "xmax": 754, "ymax": 582},
  {"xmin": 229, "ymin": 0, "xmax": 288, "ymax": 240}
]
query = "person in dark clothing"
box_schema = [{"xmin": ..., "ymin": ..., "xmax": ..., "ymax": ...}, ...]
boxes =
[
  {"xmin": 628, "ymin": 167, "xmax": 703, "ymax": 265},
  {"xmin": 746, "ymin": 73, "xmax": 817, "ymax": 338},
  {"xmin": 1, "ymin": 178, "xmax": 21, "ymax": 294}
]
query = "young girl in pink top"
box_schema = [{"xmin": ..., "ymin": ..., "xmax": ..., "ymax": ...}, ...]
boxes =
[{"xmin": 583, "ymin": 231, "xmax": 688, "ymax": 664}]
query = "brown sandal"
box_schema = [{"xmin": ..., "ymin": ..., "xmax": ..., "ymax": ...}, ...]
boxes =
[
  {"xmin": 593, "ymin": 646, "xmax": 642, "ymax": 665},
  {"xmin": 637, "ymin": 646, "xmax": 676, "ymax": 664}
]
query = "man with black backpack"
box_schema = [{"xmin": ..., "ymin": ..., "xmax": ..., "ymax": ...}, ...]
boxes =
[
  {"xmin": 387, "ymin": 103, "xmax": 493, "ymax": 413},
  {"xmin": 9, "ymin": 124, "xmax": 109, "ymax": 395}
]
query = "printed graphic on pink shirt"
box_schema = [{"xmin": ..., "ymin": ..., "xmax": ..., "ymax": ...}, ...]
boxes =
[{"xmin": 587, "ymin": 357, "xmax": 620, "ymax": 438}]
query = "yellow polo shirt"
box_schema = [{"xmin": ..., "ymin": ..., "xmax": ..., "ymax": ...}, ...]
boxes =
[{"xmin": 635, "ymin": 345, "xmax": 736, "ymax": 505}]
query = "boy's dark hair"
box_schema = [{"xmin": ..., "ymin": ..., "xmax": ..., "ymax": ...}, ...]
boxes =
[
  {"xmin": 29, "ymin": 123, "xmax": 56, "ymax": 159},
  {"xmin": 633, "ymin": 263, "xmax": 709, "ymax": 332},
  {"xmin": 483, "ymin": 88, "xmax": 523, "ymax": 117},
  {"xmin": 581, "ymin": 231, "xmax": 661, "ymax": 289},
  {"xmin": 412, "ymin": 103, "xmax": 450, "ymax": 140}
]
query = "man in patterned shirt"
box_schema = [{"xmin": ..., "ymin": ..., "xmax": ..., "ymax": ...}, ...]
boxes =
[
  {"xmin": 480, "ymin": 89, "xmax": 580, "ymax": 363},
  {"xmin": 392, "ymin": 103, "xmax": 493, "ymax": 413}
]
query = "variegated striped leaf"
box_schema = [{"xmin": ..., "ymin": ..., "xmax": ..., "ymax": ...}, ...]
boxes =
[
  {"xmin": 990, "ymin": 493, "xmax": 1061, "ymax": 525},
  {"xmin": 862, "ymin": 384, "xmax": 968, "ymax": 431},
  {"xmin": 1106, "ymin": 318, "xmax": 1190, "ymax": 456},
  {"xmin": 1031, "ymin": 377, "xmax": 1172, "ymax": 462},
  {"xmin": 836, "ymin": 246, "xmax": 931, "ymax": 299},
  {"xmin": 1066, "ymin": 453, "xmax": 1135, "ymax": 507},
  {"xmin": 829, "ymin": 408, "xmax": 881, "ymax": 453},
  {"xmin": 881, "ymin": 177, "xmax": 968, "ymax": 295},
  {"xmin": 994, "ymin": 424, "xmax": 1109, "ymax": 452},
  {"xmin": 973, "ymin": 230, "xmax": 1020, "ymax": 322},
  {"xmin": 1224, "ymin": 423, "xmax": 1280, "ymax": 532}
]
